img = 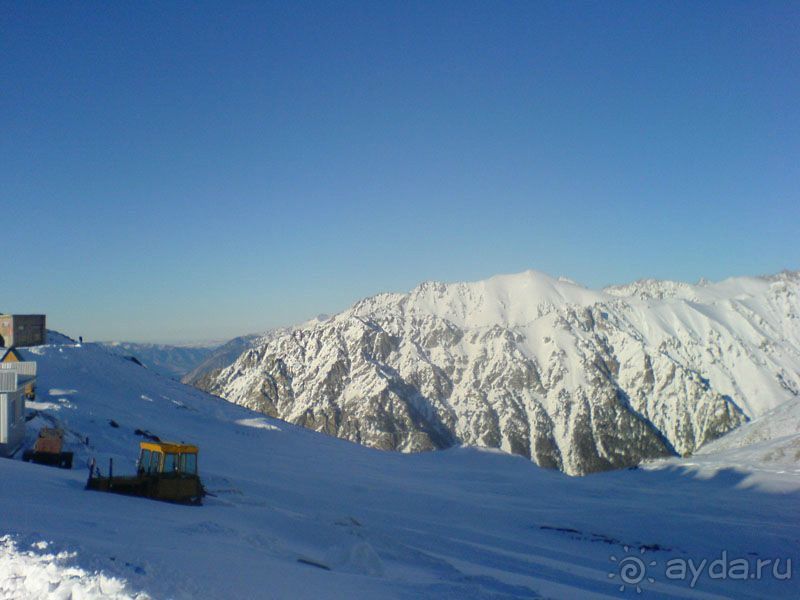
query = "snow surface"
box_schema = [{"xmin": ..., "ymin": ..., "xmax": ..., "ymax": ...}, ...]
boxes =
[{"xmin": 1, "ymin": 342, "xmax": 799, "ymax": 598}]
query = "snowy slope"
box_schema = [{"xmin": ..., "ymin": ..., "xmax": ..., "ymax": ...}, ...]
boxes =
[
  {"xmin": 642, "ymin": 397, "xmax": 800, "ymax": 496},
  {"xmin": 644, "ymin": 399, "xmax": 800, "ymax": 483},
  {"xmin": 200, "ymin": 270, "xmax": 800, "ymax": 475},
  {"xmin": 698, "ymin": 399, "xmax": 800, "ymax": 458},
  {"xmin": 2, "ymin": 341, "xmax": 799, "ymax": 599}
]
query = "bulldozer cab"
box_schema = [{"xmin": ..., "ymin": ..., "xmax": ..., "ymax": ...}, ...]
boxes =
[
  {"xmin": 137, "ymin": 441, "xmax": 198, "ymax": 476},
  {"xmin": 87, "ymin": 440, "xmax": 204, "ymax": 505}
]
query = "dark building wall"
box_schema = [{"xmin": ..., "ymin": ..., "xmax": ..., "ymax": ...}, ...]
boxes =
[{"xmin": 0, "ymin": 315, "xmax": 46, "ymax": 348}]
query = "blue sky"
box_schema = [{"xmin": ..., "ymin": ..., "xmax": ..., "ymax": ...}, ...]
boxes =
[{"xmin": 2, "ymin": 2, "xmax": 798, "ymax": 342}]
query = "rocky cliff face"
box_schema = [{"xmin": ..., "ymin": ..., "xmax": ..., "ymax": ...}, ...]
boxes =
[{"xmin": 198, "ymin": 270, "xmax": 800, "ymax": 475}]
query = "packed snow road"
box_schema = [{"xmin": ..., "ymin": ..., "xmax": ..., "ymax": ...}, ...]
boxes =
[{"xmin": 1, "ymin": 342, "xmax": 798, "ymax": 599}]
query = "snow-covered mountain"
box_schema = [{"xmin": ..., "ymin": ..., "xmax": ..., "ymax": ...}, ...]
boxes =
[
  {"xmin": 2, "ymin": 339, "xmax": 798, "ymax": 599},
  {"xmin": 198, "ymin": 270, "xmax": 800, "ymax": 475}
]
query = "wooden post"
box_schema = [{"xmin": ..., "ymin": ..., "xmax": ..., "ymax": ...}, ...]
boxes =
[{"xmin": 86, "ymin": 458, "xmax": 95, "ymax": 489}]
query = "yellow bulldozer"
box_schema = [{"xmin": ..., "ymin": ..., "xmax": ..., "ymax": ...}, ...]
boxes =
[{"xmin": 86, "ymin": 440, "xmax": 204, "ymax": 505}]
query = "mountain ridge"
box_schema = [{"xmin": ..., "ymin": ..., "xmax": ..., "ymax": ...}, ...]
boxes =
[{"xmin": 197, "ymin": 269, "xmax": 800, "ymax": 475}]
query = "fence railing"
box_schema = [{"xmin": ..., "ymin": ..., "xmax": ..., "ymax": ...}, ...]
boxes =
[
  {"xmin": 0, "ymin": 361, "xmax": 37, "ymax": 376},
  {"xmin": 0, "ymin": 371, "xmax": 18, "ymax": 392}
]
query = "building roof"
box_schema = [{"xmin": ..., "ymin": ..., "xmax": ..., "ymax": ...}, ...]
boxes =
[
  {"xmin": 140, "ymin": 441, "xmax": 199, "ymax": 454},
  {"xmin": 0, "ymin": 348, "xmax": 24, "ymax": 363}
]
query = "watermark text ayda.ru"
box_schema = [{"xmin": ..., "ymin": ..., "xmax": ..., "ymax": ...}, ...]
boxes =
[
  {"xmin": 609, "ymin": 546, "xmax": 792, "ymax": 593},
  {"xmin": 665, "ymin": 551, "xmax": 791, "ymax": 588}
]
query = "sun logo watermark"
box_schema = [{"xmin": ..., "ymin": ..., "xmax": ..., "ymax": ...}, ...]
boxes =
[
  {"xmin": 608, "ymin": 546, "xmax": 657, "ymax": 593},
  {"xmin": 608, "ymin": 548, "xmax": 792, "ymax": 593}
]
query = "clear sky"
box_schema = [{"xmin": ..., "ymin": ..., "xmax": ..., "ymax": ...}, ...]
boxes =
[{"xmin": 2, "ymin": 2, "xmax": 798, "ymax": 343}]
